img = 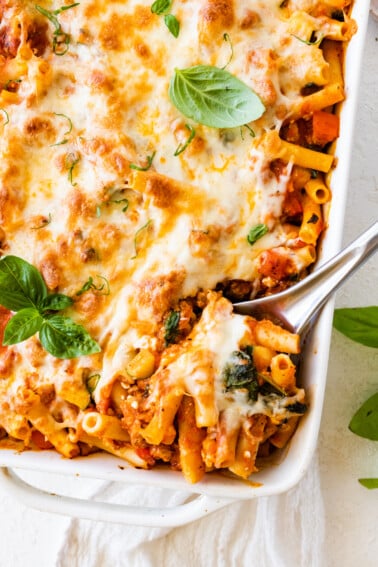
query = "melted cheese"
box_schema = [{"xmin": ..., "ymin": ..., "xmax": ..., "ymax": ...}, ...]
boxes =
[{"xmin": 0, "ymin": 2, "xmax": 354, "ymax": 436}]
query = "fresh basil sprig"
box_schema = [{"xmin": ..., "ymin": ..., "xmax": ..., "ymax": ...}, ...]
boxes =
[
  {"xmin": 0, "ymin": 256, "xmax": 100, "ymax": 359},
  {"xmin": 334, "ymin": 306, "xmax": 378, "ymax": 488},
  {"xmin": 169, "ymin": 65, "xmax": 265, "ymax": 129}
]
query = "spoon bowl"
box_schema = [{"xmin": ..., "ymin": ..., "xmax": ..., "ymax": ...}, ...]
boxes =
[{"xmin": 234, "ymin": 221, "xmax": 378, "ymax": 337}]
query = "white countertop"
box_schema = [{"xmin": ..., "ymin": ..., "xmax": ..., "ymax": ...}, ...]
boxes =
[{"xmin": 0, "ymin": 12, "xmax": 377, "ymax": 567}]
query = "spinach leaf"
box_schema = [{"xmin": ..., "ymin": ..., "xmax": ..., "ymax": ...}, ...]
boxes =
[
  {"xmin": 0, "ymin": 255, "xmax": 47, "ymax": 310},
  {"xmin": 285, "ymin": 401, "xmax": 307, "ymax": 415},
  {"xmin": 39, "ymin": 315, "xmax": 101, "ymax": 359},
  {"xmin": 164, "ymin": 310, "xmax": 180, "ymax": 346},
  {"xmin": 3, "ymin": 308, "xmax": 43, "ymax": 345},
  {"xmin": 349, "ymin": 392, "xmax": 378, "ymax": 440},
  {"xmin": 169, "ymin": 65, "xmax": 265, "ymax": 128},
  {"xmin": 222, "ymin": 348, "xmax": 258, "ymax": 401},
  {"xmin": 333, "ymin": 306, "xmax": 378, "ymax": 348}
]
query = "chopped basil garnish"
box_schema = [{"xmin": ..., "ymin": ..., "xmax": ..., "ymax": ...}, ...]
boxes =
[
  {"xmin": 76, "ymin": 275, "xmax": 110, "ymax": 296},
  {"xmin": 174, "ymin": 124, "xmax": 196, "ymax": 156},
  {"xmin": 291, "ymin": 33, "xmax": 324, "ymax": 46},
  {"xmin": 221, "ymin": 33, "xmax": 234, "ymax": 69},
  {"xmin": 65, "ymin": 153, "xmax": 80, "ymax": 185},
  {"xmin": 129, "ymin": 152, "xmax": 156, "ymax": 171},
  {"xmin": 169, "ymin": 65, "xmax": 265, "ymax": 128},
  {"xmin": 243, "ymin": 123, "xmax": 256, "ymax": 138},
  {"xmin": 131, "ymin": 220, "xmax": 152, "ymax": 259},
  {"xmin": 109, "ymin": 198, "xmax": 129, "ymax": 212},
  {"xmin": 247, "ymin": 224, "xmax": 268, "ymax": 246},
  {"xmin": 35, "ymin": 3, "xmax": 80, "ymax": 56},
  {"xmin": 31, "ymin": 213, "xmax": 52, "ymax": 230},
  {"xmin": 50, "ymin": 113, "xmax": 73, "ymax": 146},
  {"xmin": 0, "ymin": 108, "xmax": 9, "ymax": 125}
]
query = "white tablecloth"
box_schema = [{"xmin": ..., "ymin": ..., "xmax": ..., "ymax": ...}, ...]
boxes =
[{"xmin": 0, "ymin": 11, "xmax": 377, "ymax": 567}]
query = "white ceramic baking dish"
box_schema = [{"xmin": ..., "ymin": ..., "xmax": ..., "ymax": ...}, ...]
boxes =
[{"xmin": 0, "ymin": 2, "xmax": 370, "ymax": 526}]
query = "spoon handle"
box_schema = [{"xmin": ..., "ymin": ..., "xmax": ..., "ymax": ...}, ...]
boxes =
[{"xmin": 235, "ymin": 221, "xmax": 378, "ymax": 334}]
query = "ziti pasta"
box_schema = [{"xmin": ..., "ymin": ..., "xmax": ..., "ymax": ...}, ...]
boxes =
[{"xmin": 0, "ymin": 0, "xmax": 356, "ymax": 482}]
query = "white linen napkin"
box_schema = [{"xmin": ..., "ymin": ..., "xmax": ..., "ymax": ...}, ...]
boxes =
[{"xmin": 56, "ymin": 454, "xmax": 325, "ymax": 567}]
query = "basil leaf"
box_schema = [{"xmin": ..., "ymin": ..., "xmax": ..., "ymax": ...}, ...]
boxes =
[
  {"xmin": 333, "ymin": 307, "xmax": 378, "ymax": 348},
  {"xmin": 247, "ymin": 224, "xmax": 269, "ymax": 246},
  {"xmin": 39, "ymin": 315, "xmax": 101, "ymax": 359},
  {"xmin": 3, "ymin": 308, "xmax": 43, "ymax": 346},
  {"xmin": 0, "ymin": 256, "xmax": 48, "ymax": 311},
  {"xmin": 349, "ymin": 392, "xmax": 378, "ymax": 440},
  {"xmin": 151, "ymin": 0, "xmax": 172, "ymax": 15},
  {"xmin": 39, "ymin": 293, "xmax": 73, "ymax": 312},
  {"xmin": 358, "ymin": 478, "xmax": 378, "ymax": 490},
  {"xmin": 164, "ymin": 14, "xmax": 180, "ymax": 38},
  {"xmin": 169, "ymin": 65, "xmax": 265, "ymax": 128}
]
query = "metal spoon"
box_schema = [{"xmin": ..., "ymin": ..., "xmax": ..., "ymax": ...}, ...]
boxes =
[{"xmin": 234, "ymin": 221, "xmax": 378, "ymax": 336}]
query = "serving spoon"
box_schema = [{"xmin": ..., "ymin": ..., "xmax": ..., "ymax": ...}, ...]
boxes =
[{"xmin": 234, "ymin": 221, "xmax": 378, "ymax": 337}]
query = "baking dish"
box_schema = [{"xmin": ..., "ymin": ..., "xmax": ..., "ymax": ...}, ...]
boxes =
[{"xmin": 0, "ymin": 1, "xmax": 371, "ymax": 526}]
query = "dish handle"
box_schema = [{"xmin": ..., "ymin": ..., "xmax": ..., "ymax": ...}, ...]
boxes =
[{"xmin": 0, "ymin": 467, "xmax": 233, "ymax": 526}]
